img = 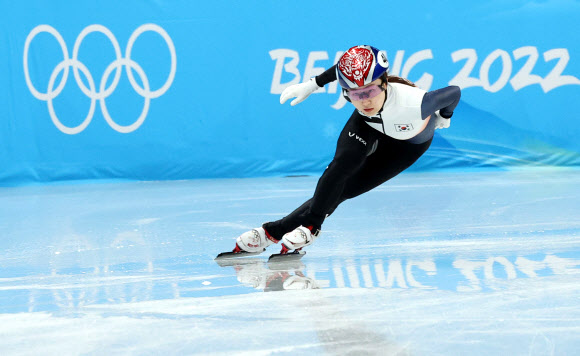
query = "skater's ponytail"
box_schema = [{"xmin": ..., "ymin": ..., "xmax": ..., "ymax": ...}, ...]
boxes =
[{"xmin": 383, "ymin": 72, "xmax": 417, "ymax": 87}]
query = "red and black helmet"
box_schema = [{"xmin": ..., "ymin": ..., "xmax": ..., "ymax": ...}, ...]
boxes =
[{"xmin": 336, "ymin": 45, "xmax": 389, "ymax": 89}]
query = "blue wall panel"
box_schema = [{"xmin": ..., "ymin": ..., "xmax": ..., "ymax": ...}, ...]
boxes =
[{"xmin": 1, "ymin": 1, "xmax": 579, "ymax": 185}]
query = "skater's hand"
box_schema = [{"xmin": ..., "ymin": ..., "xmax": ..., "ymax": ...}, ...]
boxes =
[
  {"xmin": 433, "ymin": 111, "xmax": 451, "ymax": 129},
  {"xmin": 280, "ymin": 78, "xmax": 321, "ymax": 106}
]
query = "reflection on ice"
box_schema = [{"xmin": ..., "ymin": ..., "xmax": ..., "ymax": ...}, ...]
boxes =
[
  {"xmin": 216, "ymin": 251, "xmax": 580, "ymax": 294},
  {"xmin": 454, "ymin": 254, "xmax": 580, "ymax": 291},
  {"xmin": 217, "ymin": 258, "xmax": 320, "ymax": 291},
  {"xmin": 2, "ymin": 248, "xmax": 578, "ymax": 314}
]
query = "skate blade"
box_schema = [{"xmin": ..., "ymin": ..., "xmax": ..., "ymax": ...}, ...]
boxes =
[
  {"xmin": 268, "ymin": 250, "xmax": 306, "ymax": 263},
  {"xmin": 215, "ymin": 250, "xmax": 265, "ymax": 260}
]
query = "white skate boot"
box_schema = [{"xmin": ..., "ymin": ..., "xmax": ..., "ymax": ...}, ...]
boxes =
[
  {"xmin": 234, "ymin": 227, "xmax": 278, "ymax": 253},
  {"xmin": 280, "ymin": 225, "xmax": 320, "ymax": 254}
]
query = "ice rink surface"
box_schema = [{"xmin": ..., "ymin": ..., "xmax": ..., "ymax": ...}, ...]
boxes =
[{"xmin": 1, "ymin": 169, "xmax": 579, "ymax": 355}]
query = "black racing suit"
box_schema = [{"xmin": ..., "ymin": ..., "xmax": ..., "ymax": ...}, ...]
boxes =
[{"xmin": 263, "ymin": 66, "xmax": 461, "ymax": 240}]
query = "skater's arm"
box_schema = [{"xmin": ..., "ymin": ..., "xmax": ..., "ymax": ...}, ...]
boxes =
[
  {"xmin": 315, "ymin": 65, "xmax": 337, "ymax": 87},
  {"xmin": 407, "ymin": 86, "xmax": 461, "ymax": 144},
  {"xmin": 421, "ymin": 86, "xmax": 461, "ymax": 119}
]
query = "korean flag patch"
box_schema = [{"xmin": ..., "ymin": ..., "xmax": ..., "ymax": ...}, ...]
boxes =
[{"xmin": 395, "ymin": 124, "xmax": 414, "ymax": 132}]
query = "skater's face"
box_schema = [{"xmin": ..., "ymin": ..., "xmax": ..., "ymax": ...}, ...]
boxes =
[{"xmin": 348, "ymin": 78, "xmax": 386, "ymax": 117}]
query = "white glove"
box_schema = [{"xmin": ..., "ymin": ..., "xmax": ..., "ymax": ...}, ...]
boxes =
[
  {"xmin": 280, "ymin": 78, "xmax": 321, "ymax": 106},
  {"xmin": 433, "ymin": 111, "xmax": 451, "ymax": 129}
]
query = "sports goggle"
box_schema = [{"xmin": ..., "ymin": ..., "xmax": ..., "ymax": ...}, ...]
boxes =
[{"xmin": 344, "ymin": 84, "xmax": 386, "ymax": 101}]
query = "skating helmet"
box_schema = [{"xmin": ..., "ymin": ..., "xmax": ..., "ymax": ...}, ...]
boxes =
[{"xmin": 336, "ymin": 45, "xmax": 389, "ymax": 89}]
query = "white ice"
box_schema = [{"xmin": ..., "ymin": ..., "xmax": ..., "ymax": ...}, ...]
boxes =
[{"xmin": 0, "ymin": 169, "xmax": 579, "ymax": 355}]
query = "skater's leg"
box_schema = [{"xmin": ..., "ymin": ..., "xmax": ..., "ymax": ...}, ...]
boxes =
[
  {"xmin": 307, "ymin": 113, "xmax": 382, "ymax": 217},
  {"xmin": 262, "ymin": 198, "xmax": 313, "ymax": 240},
  {"xmin": 263, "ymin": 112, "xmax": 380, "ymax": 239},
  {"xmin": 326, "ymin": 136, "xmax": 433, "ymax": 216},
  {"xmin": 232, "ymin": 137, "xmax": 432, "ymax": 254}
]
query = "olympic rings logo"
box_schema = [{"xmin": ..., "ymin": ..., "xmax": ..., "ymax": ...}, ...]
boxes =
[{"xmin": 23, "ymin": 24, "xmax": 176, "ymax": 134}]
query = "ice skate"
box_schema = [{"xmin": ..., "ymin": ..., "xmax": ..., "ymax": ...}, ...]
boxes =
[
  {"xmin": 215, "ymin": 227, "xmax": 278, "ymax": 260},
  {"xmin": 279, "ymin": 225, "xmax": 320, "ymax": 254}
]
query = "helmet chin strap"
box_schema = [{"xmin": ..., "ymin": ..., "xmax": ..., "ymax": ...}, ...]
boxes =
[
  {"xmin": 341, "ymin": 88, "xmax": 351, "ymax": 103},
  {"xmin": 380, "ymin": 76, "xmax": 389, "ymax": 111},
  {"xmin": 381, "ymin": 75, "xmax": 388, "ymax": 103}
]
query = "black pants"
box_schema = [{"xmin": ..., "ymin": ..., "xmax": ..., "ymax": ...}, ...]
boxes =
[{"xmin": 263, "ymin": 110, "xmax": 433, "ymax": 240}]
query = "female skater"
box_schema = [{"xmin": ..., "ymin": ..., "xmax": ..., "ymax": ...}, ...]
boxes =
[{"xmin": 230, "ymin": 45, "xmax": 461, "ymax": 255}]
